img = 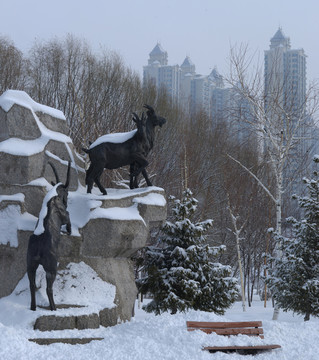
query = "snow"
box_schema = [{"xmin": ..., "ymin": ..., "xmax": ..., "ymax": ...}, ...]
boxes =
[
  {"xmin": 0, "ymin": 181, "xmax": 316, "ymax": 359},
  {"xmin": 0, "ymin": 205, "xmax": 22, "ymax": 247},
  {"xmin": 133, "ymin": 192, "xmax": 167, "ymax": 207},
  {"xmin": 0, "ymin": 193, "xmax": 25, "ymax": 203},
  {"xmin": 0, "ymin": 136, "xmax": 50, "ymax": 156},
  {"xmin": 67, "ymin": 186, "xmax": 164, "ymax": 236},
  {"xmin": 89, "ymin": 204, "xmax": 145, "ymax": 224},
  {"xmin": 89, "ymin": 129, "xmax": 137, "ymax": 149},
  {"xmin": 0, "ymin": 90, "xmax": 72, "ymax": 156},
  {"xmin": 18, "ymin": 212, "xmax": 38, "ymax": 232},
  {"xmin": 0, "ymin": 183, "xmax": 164, "ymax": 246},
  {"xmin": 0, "ymin": 194, "xmax": 37, "ymax": 247},
  {"xmin": 27, "ymin": 177, "xmax": 53, "ymax": 191},
  {"xmin": 34, "ymin": 184, "xmax": 60, "ymax": 235},
  {"xmin": 0, "ymin": 262, "xmax": 116, "ymax": 328},
  {"xmin": 1, "ymin": 289, "xmax": 319, "ymax": 360},
  {"xmin": 0, "ymin": 90, "xmax": 65, "ymax": 120}
]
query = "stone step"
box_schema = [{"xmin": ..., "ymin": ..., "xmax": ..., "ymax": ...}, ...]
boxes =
[
  {"xmin": 29, "ymin": 337, "xmax": 104, "ymax": 345},
  {"xmin": 34, "ymin": 306, "xmax": 117, "ymax": 331}
]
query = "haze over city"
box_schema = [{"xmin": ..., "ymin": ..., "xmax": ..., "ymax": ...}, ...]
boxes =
[{"xmin": 1, "ymin": 0, "xmax": 319, "ymax": 82}]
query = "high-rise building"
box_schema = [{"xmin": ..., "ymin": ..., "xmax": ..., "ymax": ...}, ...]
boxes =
[
  {"xmin": 264, "ymin": 28, "xmax": 307, "ymax": 116},
  {"xmin": 144, "ymin": 44, "xmax": 221, "ymax": 116},
  {"xmin": 143, "ymin": 43, "xmax": 180, "ymax": 99},
  {"xmin": 264, "ymin": 28, "xmax": 317, "ymax": 194},
  {"xmin": 209, "ymin": 67, "xmax": 229, "ymax": 123},
  {"xmin": 179, "ymin": 56, "xmax": 196, "ymax": 111},
  {"xmin": 143, "ymin": 44, "xmax": 256, "ymax": 145}
]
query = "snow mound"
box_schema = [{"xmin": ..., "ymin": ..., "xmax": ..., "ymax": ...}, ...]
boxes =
[{"xmin": 0, "ymin": 262, "xmax": 116, "ymax": 328}]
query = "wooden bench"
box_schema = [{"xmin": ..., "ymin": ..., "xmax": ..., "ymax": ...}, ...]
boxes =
[{"xmin": 186, "ymin": 321, "xmax": 281, "ymax": 354}]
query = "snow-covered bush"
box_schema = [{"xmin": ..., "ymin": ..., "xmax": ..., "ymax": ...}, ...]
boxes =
[
  {"xmin": 137, "ymin": 188, "xmax": 238, "ymax": 315},
  {"xmin": 266, "ymin": 158, "xmax": 319, "ymax": 321}
]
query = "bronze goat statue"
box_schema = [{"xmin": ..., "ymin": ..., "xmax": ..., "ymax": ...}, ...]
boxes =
[
  {"xmin": 27, "ymin": 161, "xmax": 71, "ymax": 311},
  {"xmin": 82, "ymin": 104, "xmax": 166, "ymax": 195}
]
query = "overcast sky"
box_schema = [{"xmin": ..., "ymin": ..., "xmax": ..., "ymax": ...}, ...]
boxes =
[{"xmin": 1, "ymin": 0, "xmax": 319, "ymax": 82}]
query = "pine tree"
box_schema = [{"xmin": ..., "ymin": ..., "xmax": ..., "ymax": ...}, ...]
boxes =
[
  {"xmin": 266, "ymin": 158, "xmax": 319, "ymax": 321},
  {"xmin": 137, "ymin": 188, "xmax": 238, "ymax": 315}
]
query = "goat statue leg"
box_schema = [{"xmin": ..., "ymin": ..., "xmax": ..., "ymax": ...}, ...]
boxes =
[
  {"xmin": 46, "ymin": 271, "xmax": 57, "ymax": 311},
  {"xmin": 27, "ymin": 266, "xmax": 38, "ymax": 311},
  {"xmin": 130, "ymin": 163, "xmax": 139, "ymax": 189},
  {"xmin": 131, "ymin": 157, "xmax": 149, "ymax": 181},
  {"xmin": 131, "ymin": 157, "xmax": 152, "ymax": 188},
  {"xmin": 85, "ymin": 164, "xmax": 94, "ymax": 193},
  {"xmin": 141, "ymin": 168, "xmax": 153, "ymax": 187},
  {"xmin": 133, "ymin": 174, "xmax": 139, "ymax": 188},
  {"xmin": 86, "ymin": 164, "xmax": 107, "ymax": 195},
  {"xmin": 94, "ymin": 176, "xmax": 107, "ymax": 195}
]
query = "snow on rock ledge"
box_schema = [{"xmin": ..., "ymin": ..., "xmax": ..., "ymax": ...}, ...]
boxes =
[{"xmin": 0, "ymin": 90, "xmax": 84, "ymax": 190}]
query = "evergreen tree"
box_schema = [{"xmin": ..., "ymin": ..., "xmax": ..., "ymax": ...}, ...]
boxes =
[
  {"xmin": 137, "ymin": 188, "xmax": 238, "ymax": 315},
  {"xmin": 266, "ymin": 158, "xmax": 319, "ymax": 321}
]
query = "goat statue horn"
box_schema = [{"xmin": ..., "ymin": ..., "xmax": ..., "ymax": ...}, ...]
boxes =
[
  {"xmin": 132, "ymin": 112, "xmax": 139, "ymax": 123},
  {"xmin": 64, "ymin": 161, "xmax": 71, "ymax": 189},
  {"xmin": 48, "ymin": 161, "xmax": 60, "ymax": 185},
  {"xmin": 143, "ymin": 104, "xmax": 155, "ymax": 114}
]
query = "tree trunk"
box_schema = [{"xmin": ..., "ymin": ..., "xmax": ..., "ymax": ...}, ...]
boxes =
[
  {"xmin": 235, "ymin": 233, "xmax": 246, "ymax": 312},
  {"xmin": 272, "ymin": 179, "xmax": 283, "ymax": 320},
  {"xmin": 247, "ymin": 257, "xmax": 251, "ymax": 307},
  {"xmin": 304, "ymin": 312, "xmax": 310, "ymax": 321}
]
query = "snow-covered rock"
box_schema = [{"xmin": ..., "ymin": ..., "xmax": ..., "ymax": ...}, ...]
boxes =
[
  {"xmin": 0, "ymin": 91, "xmax": 167, "ymax": 328},
  {"xmin": 0, "ymin": 90, "xmax": 84, "ymax": 190}
]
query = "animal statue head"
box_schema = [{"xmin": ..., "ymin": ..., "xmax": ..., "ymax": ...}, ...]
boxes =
[
  {"xmin": 48, "ymin": 161, "xmax": 71, "ymax": 207},
  {"xmin": 143, "ymin": 104, "xmax": 167, "ymax": 128}
]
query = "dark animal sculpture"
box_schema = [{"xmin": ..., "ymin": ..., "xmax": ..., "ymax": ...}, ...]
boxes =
[
  {"xmin": 129, "ymin": 111, "xmax": 149, "ymax": 189},
  {"xmin": 27, "ymin": 161, "xmax": 71, "ymax": 311},
  {"xmin": 82, "ymin": 104, "xmax": 166, "ymax": 195}
]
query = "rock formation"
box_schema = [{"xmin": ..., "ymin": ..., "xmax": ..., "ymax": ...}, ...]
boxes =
[{"xmin": 0, "ymin": 90, "xmax": 166, "ymax": 330}]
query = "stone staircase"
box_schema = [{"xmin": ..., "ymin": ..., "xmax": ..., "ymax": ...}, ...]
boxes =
[
  {"xmin": 29, "ymin": 337, "xmax": 104, "ymax": 345},
  {"xmin": 28, "ymin": 304, "xmax": 114, "ymax": 345}
]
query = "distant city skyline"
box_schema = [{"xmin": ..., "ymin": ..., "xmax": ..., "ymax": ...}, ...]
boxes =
[
  {"xmin": 143, "ymin": 28, "xmax": 308, "ymax": 115},
  {"xmin": 1, "ymin": 0, "xmax": 318, "ymax": 83},
  {"xmin": 143, "ymin": 27, "xmax": 316, "ymax": 162}
]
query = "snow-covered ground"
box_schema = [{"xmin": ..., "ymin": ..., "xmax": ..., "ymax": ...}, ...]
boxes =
[
  {"xmin": 1, "ymin": 279, "xmax": 318, "ymax": 360},
  {"xmin": 0, "ymin": 90, "xmax": 317, "ymax": 359}
]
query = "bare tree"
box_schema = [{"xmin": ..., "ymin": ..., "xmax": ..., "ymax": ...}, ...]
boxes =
[
  {"xmin": 25, "ymin": 35, "xmax": 143, "ymax": 150},
  {"xmin": 0, "ymin": 36, "xmax": 26, "ymax": 92},
  {"xmin": 226, "ymin": 44, "xmax": 319, "ymax": 319},
  {"xmin": 227, "ymin": 197, "xmax": 246, "ymax": 312}
]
